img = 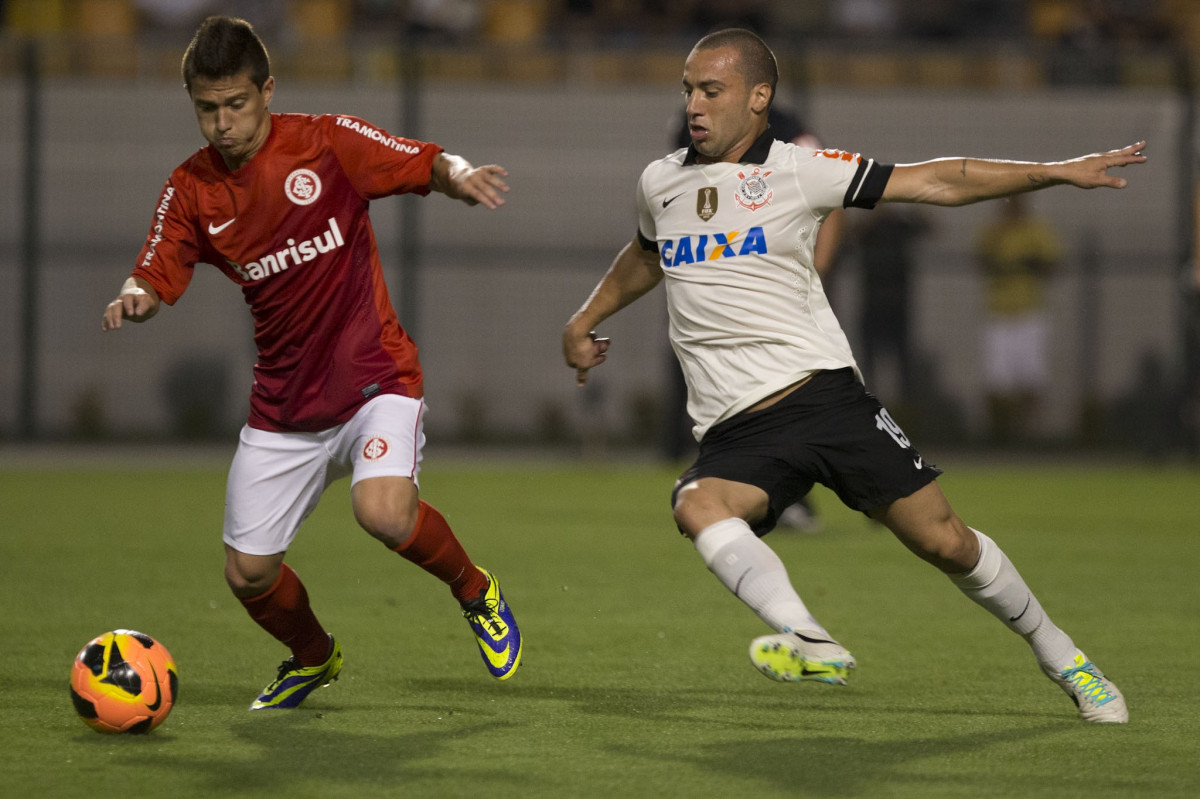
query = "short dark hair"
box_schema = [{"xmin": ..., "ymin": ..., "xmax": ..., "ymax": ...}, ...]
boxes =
[
  {"xmin": 181, "ymin": 16, "xmax": 271, "ymax": 92},
  {"xmin": 692, "ymin": 28, "xmax": 779, "ymax": 107}
]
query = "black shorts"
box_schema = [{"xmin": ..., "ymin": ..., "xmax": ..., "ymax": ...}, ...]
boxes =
[{"xmin": 672, "ymin": 368, "xmax": 942, "ymax": 535}]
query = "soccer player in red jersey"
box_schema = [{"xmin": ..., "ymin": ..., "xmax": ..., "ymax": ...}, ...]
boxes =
[{"xmin": 101, "ymin": 16, "xmax": 521, "ymax": 709}]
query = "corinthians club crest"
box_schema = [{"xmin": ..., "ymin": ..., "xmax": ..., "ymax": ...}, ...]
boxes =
[{"xmin": 734, "ymin": 167, "xmax": 773, "ymax": 211}]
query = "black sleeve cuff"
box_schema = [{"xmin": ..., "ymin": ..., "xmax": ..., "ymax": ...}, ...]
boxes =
[
  {"xmin": 843, "ymin": 160, "xmax": 895, "ymax": 209},
  {"xmin": 636, "ymin": 228, "xmax": 659, "ymax": 253}
]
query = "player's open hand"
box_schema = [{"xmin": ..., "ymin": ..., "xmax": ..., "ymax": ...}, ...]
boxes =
[
  {"xmin": 563, "ymin": 327, "xmax": 611, "ymax": 387},
  {"xmin": 1058, "ymin": 141, "xmax": 1147, "ymax": 190}
]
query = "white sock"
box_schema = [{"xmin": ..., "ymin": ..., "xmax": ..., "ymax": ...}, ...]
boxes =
[
  {"xmin": 949, "ymin": 528, "xmax": 1076, "ymax": 670},
  {"xmin": 694, "ymin": 518, "xmax": 831, "ymax": 638}
]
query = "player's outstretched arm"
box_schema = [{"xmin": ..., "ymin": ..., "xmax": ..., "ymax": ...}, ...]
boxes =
[
  {"xmin": 564, "ymin": 239, "xmax": 663, "ymax": 386},
  {"xmin": 430, "ymin": 152, "xmax": 509, "ymax": 209},
  {"xmin": 101, "ymin": 277, "xmax": 161, "ymax": 331},
  {"xmin": 882, "ymin": 141, "xmax": 1147, "ymax": 207}
]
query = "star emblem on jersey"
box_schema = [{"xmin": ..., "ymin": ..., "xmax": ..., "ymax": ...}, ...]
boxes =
[
  {"xmin": 284, "ymin": 168, "xmax": 322, "ymax": 206},
  {"xmin": 734, "ymin": 168, "xmax": 773, "ymax": 211},
  {"xmin": 696, "ymin": 186, "xmax": 718, "ymax": 220}
]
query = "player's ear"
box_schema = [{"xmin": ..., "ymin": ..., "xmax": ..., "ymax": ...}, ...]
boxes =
[
  {"xmin": 750, "ymin": 83, "xmax": 771, "ymax": 114},
  {"xmin": 261, "ymin": 76, "xmax": 275, "ymax": 107}
]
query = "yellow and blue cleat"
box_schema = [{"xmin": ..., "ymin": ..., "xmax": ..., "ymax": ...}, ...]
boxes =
[
  {"xmin": 250, "ymin": 635, "xmax": 343, "ymax": 710},
  {"xmin": 1042, "ymin": 651, "xmax": 1128, "ymax": 723},
  {"xmin": 461, "ymin": 568, "xmax": 522, "ymax": 680},
  {"xmin": 749, "ymin": 631, "xmax": 856, "ymax": 685}
]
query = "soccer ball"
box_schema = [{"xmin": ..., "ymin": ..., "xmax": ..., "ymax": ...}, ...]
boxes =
[{"xmin": 69, "ymin": 630, "xmax": 178, "ymax": 734}]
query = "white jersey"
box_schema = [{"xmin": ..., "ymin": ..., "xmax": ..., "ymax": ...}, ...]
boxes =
[{"xmin": 636, "ymin": 130, "xmax": 893, "ymax": 440}]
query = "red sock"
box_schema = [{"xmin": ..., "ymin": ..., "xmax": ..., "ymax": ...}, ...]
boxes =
[
  {"xmin": 392, "ymin": 500, "xmax": 488, "ymax": 603},
  {"xmin": 238, "ymin": 563, "xmax": 331, "ymax": 667}
]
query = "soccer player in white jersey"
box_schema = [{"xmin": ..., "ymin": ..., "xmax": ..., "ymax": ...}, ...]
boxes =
[{"xmin": 563, "ymin": 27, "xmax": 1144, "ymax": 723}]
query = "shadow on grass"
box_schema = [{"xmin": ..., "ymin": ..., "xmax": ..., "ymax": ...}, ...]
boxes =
[
  {"xmin": 109, "ymin": 713, "xmax": 522, "ymax": 794},
  {"xmin": 398, "ymin": 677, "xmax": 1161, "ymax": 796},
  {"xmin": 403, "ymin": 675, "xmax": 1071, "ymax": 726},
  {"xmin": 605, "ymin": 727, "xmax": 1153, "ymax": 798},
  {"xmin": 64, "ymin": 672, "xmax": 1145, "ymax": 797}
]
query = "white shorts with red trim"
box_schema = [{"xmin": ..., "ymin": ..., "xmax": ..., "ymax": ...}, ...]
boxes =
[{"xmin": 223, "ymin": 394, "xmax": 426, "ymax": 556}]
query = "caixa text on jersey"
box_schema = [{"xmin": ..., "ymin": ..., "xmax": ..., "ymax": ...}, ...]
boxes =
[
  {"xmin": 659, "ymin": 226, "xmax": 767, "ymax": 268},
  {"xmin": 224, "ymin": 216, "xmax": 345, "ymax": 282}
]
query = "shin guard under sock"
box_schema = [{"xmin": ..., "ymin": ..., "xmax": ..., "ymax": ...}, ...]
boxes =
[
  {"xmin": 948, "ymin": 529, "xmax": 1076, "ymax": 668},
  {"xmin": 694, "ymin": 517, "xmax": 830, "ymax": 637},
  {"xmin": 392, "ymin": 500, "xmax": 487, "ymax": 602},
  {"xmin": 238, "ymin": 563, "xmax": 331, "ymax": 667}
]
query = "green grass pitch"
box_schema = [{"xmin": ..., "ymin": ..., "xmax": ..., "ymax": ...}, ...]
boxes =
[{"xmin": 1, "ymin": 455, "xmax": 1197, "ymax": 798}]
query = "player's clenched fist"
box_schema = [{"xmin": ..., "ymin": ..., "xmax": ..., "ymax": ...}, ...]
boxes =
[
  {"xmin": 101, "ymin": 278, "xmax": 160, "ymax": 330},
  {"xmin": 562, "ymin": 326, "xmax": 610, "ymax": 386}
]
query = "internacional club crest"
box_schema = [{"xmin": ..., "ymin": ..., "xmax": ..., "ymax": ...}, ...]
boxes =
[
  {"xmin": 734, "ymin": 167, "xmax": 773, "ymax": 211},
  {"xmin": 284, "ymin": 168, "xmax": 322, "ymax": 206},
  {"xmin": 362, "ymin": 436, "xmax": 390, "ymax": 461}
]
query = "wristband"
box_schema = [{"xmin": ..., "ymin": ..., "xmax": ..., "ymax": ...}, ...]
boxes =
[{"xmin": 120, "ymin": 277, "xmax": 147, "ymax": 297}]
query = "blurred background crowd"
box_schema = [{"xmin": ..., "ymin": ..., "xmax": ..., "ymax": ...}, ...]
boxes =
[
  {"xmin": 1, "ymin": 0, "xmax": 1197, "ymax": 46},
  {"xmin": 2, "ymin": 1, "xmax": 1199, "ymax": 79}
]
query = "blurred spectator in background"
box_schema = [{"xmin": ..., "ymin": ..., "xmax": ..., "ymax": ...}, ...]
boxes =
[
  {"xmin": 830, "ymin": 0, "xmax": 1021, "ymax": 40},
  {"xmin": 407, "ymin": 0, "xmax": 482, "ymax": 42},
  {"xmin": 1038, "ymin": 0, "xmax": 1176, "ymax": 85},
  {"xmin": 1045, "ymin": 0, "xmax": 1120, "ymax": 85},
  {"xmin": 831, "ymin": 0, "xmax": 899, "ymax": 37},
  {"xmin": 134, "ymin": 0, "xmax": 218, "ymax": 32},
  {"xmin": 136, "ymin": 1, "xmax": 287, "ymax": 39},
  {"xmin": 557, "ymin": 1, "xmax": 772, "ymax": 45},
  {"xmin": 352, "ymin": 0, "xmax": 405, "ymax": 33},
  {"xmin": 689, "ymin": 0, "xmax": 771, "ymax": 36},
  {"xmin": 975, "ymin": 194, "xmax": 1062, "ymax": 444},
  {"xmin": 854, "ymin": 204, "xmax": 929, "ymax": 410},
  {"xmin": 1184, "ymin": 178, "xmax": 1200, "ymax": 457},
  {"xmin": 908, "ymin": 0, "xmax": 1023, "ymax": 40}
]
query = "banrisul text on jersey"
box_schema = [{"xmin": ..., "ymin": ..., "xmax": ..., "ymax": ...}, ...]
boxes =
[
  {"xmin": 225, "ymin": 216, "xmax": 345, "ymax": 282},
  {"xmin": 660, "ymin": 226, "xmax": 768, "ymax": 268}
]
